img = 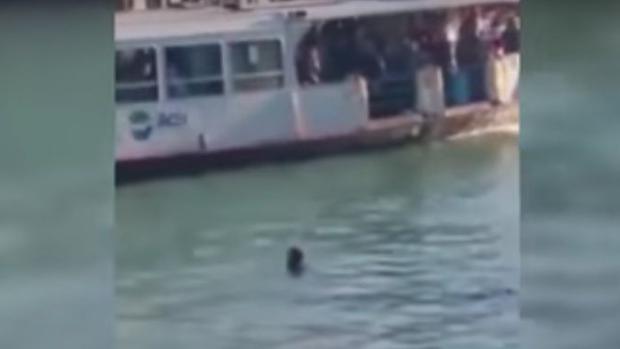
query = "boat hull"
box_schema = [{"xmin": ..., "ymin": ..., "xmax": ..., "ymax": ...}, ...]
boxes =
[{"xmin": 115, "ymin": 101, "xmax": 518, "ymax": 185}]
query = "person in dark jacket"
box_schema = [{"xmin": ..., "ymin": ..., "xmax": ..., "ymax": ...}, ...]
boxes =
[
  {"xmin": 297, "ymin": 27, "xmax": 323, "ymax": 85},
  {"xmin": 352, "ymin": 28, "xmax": 385, "ymax": 80},
  {"xmin": 502, "ymin": 16, "xmax": 520, "ymax": 54},
  {"xmin": 287, "ymin": 246, "xmax": 305, "ymax": 277}
]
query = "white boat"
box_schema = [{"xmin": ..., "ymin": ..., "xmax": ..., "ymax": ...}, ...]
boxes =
[{"xmin": 115, "ymin": 0, "xmax": 519, "ymax": 181}]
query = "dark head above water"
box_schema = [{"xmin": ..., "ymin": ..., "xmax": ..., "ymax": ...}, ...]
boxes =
[{"xmin": 287, "ymin": 246, "xmax": 305, "ymax": 276}]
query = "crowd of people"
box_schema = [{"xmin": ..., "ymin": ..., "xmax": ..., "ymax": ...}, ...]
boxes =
[
  {"xmin": 296, "ymin": 6, "xmax": 520, "ymax": 90},
  {"xmin": 297, "ymin": 19, "xmax": 416, "ymax": 85}
]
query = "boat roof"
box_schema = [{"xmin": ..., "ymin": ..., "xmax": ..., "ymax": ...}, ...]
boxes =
[
  {"xmin": 116, "ymin": 8, "xmax": 276, "ymax": 43},
  {"xmin": 116, "ymin": 0, "xmax": 518, "ymax": 43}
]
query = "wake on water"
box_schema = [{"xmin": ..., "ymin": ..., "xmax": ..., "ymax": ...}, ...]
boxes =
[{"xmin": 447, "ymin": 123, "xmax": 520, "ymax": 141}]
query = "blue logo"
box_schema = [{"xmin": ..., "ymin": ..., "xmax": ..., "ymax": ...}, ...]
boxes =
[
  {"xmin": 129, "ymin": 110, "xmax": 153, "ymax": 141},
  {"xmin": 128, "ymin": 110, "xmax": 188, "ymax": 141},
  {"xmin": 158, "ymin": 112, "xmax": 187, "ymax": 127}
]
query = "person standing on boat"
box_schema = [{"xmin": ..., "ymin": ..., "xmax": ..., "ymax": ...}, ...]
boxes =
[
  {"xmin": 297, "ymin": 26, "xmax": 323, "ymax": 85},
  {"xmin": 426, "ymin": 18, "xmax": 452, "ymax": 73},
  {"xmin": 165, "ymin": 55, "xmax": 189, "ymax": 98},
  {"xmin": 502, "ymin": 15, "xmax": 520, "ymax": 54},
  {"xmin": 385, "ymin": 37, "xmax": 416, "ymax": 77},
  {"xmin": 320, "ymin": 21, "xmax": 352, "ymax": 82},
  {"xmin": 352, "ymin": 27, "xmax": 386, "ymax": 81},
  {"xmin": 443, "ymin": 10, "xmax": 461, "ymax": 71},
  {"xmin": 456, "ymin": 8, "xmax": 490, "ymax": 102}
]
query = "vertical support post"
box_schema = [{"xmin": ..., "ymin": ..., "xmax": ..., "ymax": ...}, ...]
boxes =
[
  {"xmin": 416, "ymin": 65, "xmax": 445, "ymax": 116},
  {"xmin": 134, "ymin": 0, "xmax": 147, "ymax": 10},
  {"xmin": 156, "ymin": 45, "xmax": 167, "ymax": 104},
  {"xmin": 353, "ymin": 75, "xmax": 369, "ymax": 123}
]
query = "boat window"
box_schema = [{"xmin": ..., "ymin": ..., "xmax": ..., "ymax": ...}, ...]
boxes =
[
  {"xmin": 165, "ymin": 44, "xmax": 224, "ymax": 99},
  {"xmin": 229, "ymin": 40, "xmax": 284, "ymax": 92},
  {"xmin": 115, "ymin": 47, "xmax": 158, "ymax": 103}
]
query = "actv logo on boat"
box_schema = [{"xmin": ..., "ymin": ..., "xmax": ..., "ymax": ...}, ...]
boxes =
[
  {"xmin": 129, "ymin": 110, "xmax": 153, "ymax": 141},
  {"xmin": 128, "ymin": 110, "xmax": 188, "ymax": 141}
]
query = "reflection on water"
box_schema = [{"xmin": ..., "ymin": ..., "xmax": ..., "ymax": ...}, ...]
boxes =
[{"xmin": 117, "ymin": 135, "xmax": 519, "ymax": 349}]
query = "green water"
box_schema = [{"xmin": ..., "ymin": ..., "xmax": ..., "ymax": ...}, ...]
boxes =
[
  {"xmin": 520, "ymin": 2, "xmax": 620, "ymax": 348},
  {"xmin": 116, "ymin": 135, "xmax": 519, "ymax": 349}
]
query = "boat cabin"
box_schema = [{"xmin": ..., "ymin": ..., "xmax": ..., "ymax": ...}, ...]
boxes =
[{"xmin": 115, "ymin": 0, "xmax": 519, "ymax": 162}]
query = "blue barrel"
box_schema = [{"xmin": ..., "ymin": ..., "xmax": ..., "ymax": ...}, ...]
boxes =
[
  {"xmin": 467, "ymin": 64, "xmax": 487, "ymax": 102},
  {"xmin": 444, "ymin": 68, "xmax": 470, "ymax": 106}
]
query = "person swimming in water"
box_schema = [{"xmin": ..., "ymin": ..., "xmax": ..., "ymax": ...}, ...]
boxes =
[{"xmin": 287, "ymin": 246, "xmax": 305, "ymax": 277}]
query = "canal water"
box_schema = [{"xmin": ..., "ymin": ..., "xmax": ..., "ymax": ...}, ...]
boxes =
[
  {"xmin": 520, "ymin": 2, "xmax": 620, "ymax": 349},
  {"xmin": 116, "ymin": 134, "xmax": 520, "ymax": 349}
]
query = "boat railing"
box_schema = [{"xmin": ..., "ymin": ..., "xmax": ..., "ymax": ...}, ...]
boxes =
[{"xmin": 368, "ymin": 74, "xmax": 416, "ymax": 118}]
